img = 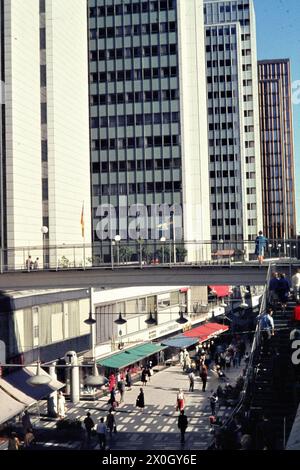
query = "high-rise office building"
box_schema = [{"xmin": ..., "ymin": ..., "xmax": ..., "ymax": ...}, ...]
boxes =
[
  {"xmin": 0, "ymin": 0, "xmax": 91, "ymax": 269},
  {"xmin": 88, "ymin": 0, "xmax": 211, "ymax": 262},
  {"xmin": 258, "ymin": 59, "xmax": 296, "ymax": 240},
  {"xmin": 204, "ymin": 0, "xmax": 263, "ymax": 247}
]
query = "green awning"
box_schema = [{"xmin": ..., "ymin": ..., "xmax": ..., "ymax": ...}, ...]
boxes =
[{"xmin": 97, "ymin": 343, "xmax": 167, "ymax": 370}]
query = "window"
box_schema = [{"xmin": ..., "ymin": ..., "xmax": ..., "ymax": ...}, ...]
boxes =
[
  {"xmin": 41, "ymin": 103, "xmax": 47, "ymax": 124},
  {"xmin": 40, "ymin": 28, "xmax": 46, "ymax": 49}
]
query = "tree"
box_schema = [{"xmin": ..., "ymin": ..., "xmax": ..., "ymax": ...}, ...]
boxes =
[{"xmin": 119, "ymin": 246, "xmax": 134, "ymax": 263}]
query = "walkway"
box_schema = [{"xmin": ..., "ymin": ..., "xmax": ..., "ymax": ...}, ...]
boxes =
[{"xmin": 15, "ymin": 361, "xmax": 245, "ymax": 451}]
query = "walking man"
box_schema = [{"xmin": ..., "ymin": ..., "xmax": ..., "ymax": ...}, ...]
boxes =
[
  {"xmin": 209, "ymin": 391, "xmax": 218, "ymax": 416},
  {"xmin": 83, "ymin": 412, "xmax": 94, "ymax": 447},
  {"xmin": 96, "ymin": 417, "xmax": 107, "ymax": 450},
  {"xmin": 200, "ymin": 364, "xmax": 208, "ymax": 391},
  {"xmin": 177, "ymin": 410, "xmax": 188, "ymax": 444},
  {"xmin": 188, "ymin": 371, "xmax": 195, "ymax": 392},
  {"xmin": 255, "ymin": 231, "xmax": 268, "ymax": 265}
]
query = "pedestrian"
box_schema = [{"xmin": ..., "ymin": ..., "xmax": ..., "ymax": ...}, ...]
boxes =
[
  {"xmin": 117, "ymin": 379, "xmax": 125, "ymax": 403},
  {"xmin": 83, "ymin": 412, "xmax": 94, "ymax": 446},
  {"xmin": 7, "ymin": 432, "xmax": 20, "ymax": 450},
  {"xmin": 209, "ymin": 391, "xmax": 218, "ymax": 416},
  {"xmin": 96, "ymin": 417, "xmax": 107, "ymax": 450},
  {"xmin": 276, "ymin": 273, "xmax": 290, "ymax": 308},
  {"xmin": 25, "ymin": 255, "xmax": 33, "ymax": 271},
  {"xmin": 255, "ymin": 231, "xmax": 268, "ymax": 265},
  {"xmin": 33, "ymin": 257, "xmax": 39, "ymax": 270},
  {"xmin": 108, "ymin": 373, "xmax": 116, "ymax": 392},
  {"xmin": 22, "ymin": 410, "xmax": 32, "ymax": 434},
  {"xmin": 259, "ymin": 308, "xmax": 275, "ymax": 353},
  {"xmin": 177, "ymin": 410, "xmax": 188, "ymax": 444},
  {"xmin": 269, "ymin": 272, "xmax": 279, "ymax": 305},
  {"xmin": 106, "ymin": 409, "xmax": 116, "ymax": 437},
  {"xmin": 23, "ymin": 428, "xmax": 36, "ymax": 448},
  {"xmin": 108, "ymin": 387, "xmax": 118, "ymax": 410},
  {"xmin": 179, "ymin": 350, "xmax": 184, "ymax": 367},
  {"xmin": 57, "ymin": 391, "xmax": 66, "ymax": 419},
  {"xmin": 292, "ymin": 269, "xmax": 300, "ymax": 301},
  {"xmin": 125, "ymin": 369, "xmax": 132, "ymax": 389},
  {"xmin": 141, "ymin": 367, "xmax": 148, "ymax": 386},
  {"xmin": 244, "ymin": 352, "xmax": 250, "ymax": 366},
  {"xmin": 176, "ymin": 389, "xmax": 185, "ymax": 411},
  {"xmin": 200, "ymin": 364, "xmax": 208, "ymax": 391},
  {"xmin": 136, "ymin": 388, "xmax": 145, "ymax": 411},
  {"xmin": 188, "ymin": 371, "xmax": 195, "ymax": 392}
]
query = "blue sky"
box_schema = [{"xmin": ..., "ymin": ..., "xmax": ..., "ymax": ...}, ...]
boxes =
[{"xmin": 254, "ymin": 0, "xmax": 300, "ymax": 233}]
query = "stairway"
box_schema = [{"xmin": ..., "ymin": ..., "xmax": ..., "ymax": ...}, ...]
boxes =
[{"xmin": 248, "ymin": 301, "xmax": 297, "ymax": 449}]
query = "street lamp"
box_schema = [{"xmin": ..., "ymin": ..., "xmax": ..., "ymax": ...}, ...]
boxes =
[
  {"xmin": 114, "ymin": 313, "xmax": 127, "ymax": 325},
  {"xmin": 278, "ymin": 244, "xmax": 282, "ymax": 258},
  {"xmin": 176, "ymin": 306, "xmax": 188, "ymax": 324},
  {"xmin": 41, "ymin": 226, "xmax": 48, "ymax": 268},
  {"xmin": 145, "ymin": 309, "xmax": 157, "ymax": 325},
  {"xmin": 160, "ymin": 237, "xmax": 166, "ymax": 264},
  {"xmin": 85, "ymin": 362, "xmax": 108, "ymax": 387},
  {"xmin": 26, "ymin": 361, "xmax": 51, "ymax": 386}
]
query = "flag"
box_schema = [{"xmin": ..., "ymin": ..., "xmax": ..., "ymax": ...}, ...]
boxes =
[{"xmin": 80, "ymin": 202, "xmax": 84, "ymax": 238}]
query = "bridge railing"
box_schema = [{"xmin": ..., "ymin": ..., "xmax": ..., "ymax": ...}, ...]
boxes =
[
  {"xmin": 0, "ymin": 239, "xmax": 298, "ymax": 272},
  {"xmin": 207, "ymin": 262, "xmax": 274, "ymax": 448}
]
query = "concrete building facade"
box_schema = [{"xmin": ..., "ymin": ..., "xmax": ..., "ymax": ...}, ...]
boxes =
[
  {"xmin": 204, "ymin": 0, "xmax": 263, "ymax": 247},
  {"xmin": 258, "ymin": 59, "xmax": 296, "ymax": 241},
  {"xmin": 88, "ymin": 0, "xmax": 211, "ymax": 262},
  {"xmin": 0, "ymin": 0, "xmax": 91, "ymax": 269}
]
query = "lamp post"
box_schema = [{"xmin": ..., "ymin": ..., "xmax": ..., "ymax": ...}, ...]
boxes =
[
  {"xmin": 114, "ymin": 235, "xmax": 121, "ymax": 265},
  {"xmin": 278, "ymin": 243, "xmax": 282, "ymax": 259},
  {"xmin": 41, "ymin": 226, "xmax": 48, "ymax": 268},
  {"xmin": 160, "ymin": 236, "xmax": 166, "ymax": 264}
]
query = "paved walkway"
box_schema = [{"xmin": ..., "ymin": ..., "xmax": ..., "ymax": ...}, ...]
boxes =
[{"xmin": 23, "ymin": 361, "xmax": 245, "ymax": 451}]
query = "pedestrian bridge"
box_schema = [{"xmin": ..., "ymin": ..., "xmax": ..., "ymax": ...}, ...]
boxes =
[{"xmin": 0, "ymin": 263, "xmax": 287, "ymax": 290}]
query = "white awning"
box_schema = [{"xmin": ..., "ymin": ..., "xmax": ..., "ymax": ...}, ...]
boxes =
[
  {"xmin": 0, "ymin": 377, "xmax": 35, "ymax": 406},
  {"xmin": 0, "ymin": 388, "xmax": 24, "ymax": 425}
]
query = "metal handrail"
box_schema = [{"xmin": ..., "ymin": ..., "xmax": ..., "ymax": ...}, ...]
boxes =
[{"xmin": 207, "ymin": 262, "xmax": 274, "ymax": 448}]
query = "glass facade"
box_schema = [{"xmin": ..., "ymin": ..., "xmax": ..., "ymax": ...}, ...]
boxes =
[
  {"xmin": 258, "ymin": 59, "xmax": 296, "ymax": 240},
  {"xmin": 88, "ymin": 0, "xmax": 182, "ymax": 258},
  {"xmin": 204, "ymin": 0, "xmax": 260, "ymax": 244}
]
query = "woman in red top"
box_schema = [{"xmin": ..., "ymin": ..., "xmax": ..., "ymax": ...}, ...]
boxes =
[{"xmin": 176, "ymin": 389, "xmax": 185, "ymax": 411}]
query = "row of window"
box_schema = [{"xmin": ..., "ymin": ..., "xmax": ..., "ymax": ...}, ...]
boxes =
[
  {"xmin": 93, "ymin": 21, "xmax": 177, "ymax": 39},
  {"xmin": 208, "ymin": 90, "xmax": 234, "ymax": 99},
  {"xmin": 90, "ymin": 67, "xmax": 177, "ymax": 83},
  {"xmin": 96, "ymin": 181, "xmax": 181, "ymax": 196},
  {"xmin": 208, "ymin": 122, "xmax": 234, "ymax": 131},
  {"xmin": 91, "ymin": 112, "xmax": 179, "ymax": 128},
  {"xmin": 207, "ymin": 59, "xmax": 234, "ymax": 67},
  {"xmin": 90, "ymin": 89, "xmax": 179, "ymax": 106},
  {"xmin": 210, "ymin": 170, "xmax": 238, "ymax": 178},
  {"xmin": 212, "ymin": 219, "xmax": 238, "ymax": 226},
  {"xmin": 92, "ymin": 158, "xmax": 181, "ymax": 173},
  {"xmin": 209, "ymin": 138, "xmax": 237, "ymax": 147},
  {"xmin": 206, "ymin": 29, "xmax": 250, "ymax": 41},
  {"xmin": 206, "ymin": 44, "xmax": 236, "ymax": 52},
  {"xmin": 209, "ymin": 155, "xmax": 237, "ymax": 162},
  {"xmin": 91, "ymin": 45, "xmax": 176, "ymax": 62},
  {"xmin": 207, "ymin": 75, "xmax": 232, "ymax": 84},
  {"xmin": 212, "ymin": 202, "xmax": 238, "ymax": 210},
  {"xmin": 89, "ymin": 1, "xmax": 175, "ymax": 17},
  {"xmin": 208, "ymin": 106, "xmax": 236, "ymax": 115},
  {"xmin": 91, "ymin": 66, "xmax": 178, "ymax": 83},
  {"xmin": 219, "ymin": 4, "xmax": 249, "ymax": 13},
  {"xmin": 211, "ymin": 186, "xmax": 238, "ymax": 194},
  {"xmin": 92, "ymin": 135, "xmax": 180, "ymax": 150}
]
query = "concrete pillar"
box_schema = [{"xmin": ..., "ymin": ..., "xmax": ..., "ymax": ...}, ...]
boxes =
[
  {"xmin": 70, "ymin": 363, "xmax": 80, "ymax": 404},
  {"xmin": 47, "ymin": 362, "xmax": 58, "ymax": 417}
]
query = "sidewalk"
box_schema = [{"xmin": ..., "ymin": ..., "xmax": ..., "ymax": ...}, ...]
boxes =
[{"xmin": 4, "ymin": 360, "xmax": 245, "ymax": 451}]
